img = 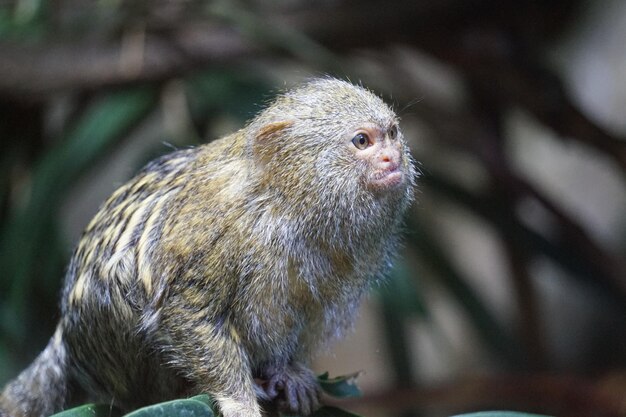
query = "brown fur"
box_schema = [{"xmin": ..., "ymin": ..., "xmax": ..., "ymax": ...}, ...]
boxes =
[{"xmin": 0, "ymin": 78, "xmax": 416, "ymax": 417}]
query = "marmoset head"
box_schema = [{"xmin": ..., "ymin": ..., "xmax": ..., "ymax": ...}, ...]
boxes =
[{"xmin": 249, "ymin": 78, "xmax": 415, "ymax": 203}]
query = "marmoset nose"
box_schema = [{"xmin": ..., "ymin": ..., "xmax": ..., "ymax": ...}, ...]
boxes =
[{"xmin": 378, "ymin": 147, "xmax": 401, "ymax": 170}]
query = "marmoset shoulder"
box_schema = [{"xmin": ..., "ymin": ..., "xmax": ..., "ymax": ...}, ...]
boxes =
[{"xmin": 0, "ymin": 78, "xmax": 416, "ymax": 417}]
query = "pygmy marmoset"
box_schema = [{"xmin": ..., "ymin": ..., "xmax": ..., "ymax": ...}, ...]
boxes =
[{"xmin": 0, "ymin": 78, "xmax": 416, "ymax": 417}]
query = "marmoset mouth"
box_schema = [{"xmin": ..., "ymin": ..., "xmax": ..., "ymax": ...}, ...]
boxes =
[{"xmin": 370, "ymin": 168, "xmax": 404, "ymax": 190}]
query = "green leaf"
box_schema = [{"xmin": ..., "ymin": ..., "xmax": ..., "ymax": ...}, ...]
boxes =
[
  {"xmin": 318, "ymin": 372, "xmax": 362, "ymax": 398},
  {"xmin": 451, "ymin": 413, "xmax": 552, "ymax": 417},
  {"xmin": 124, "ymin": 398, "xmax": 214, "ymax": 417},
  {"xmin": 50, "ymin": 403, "xmax": 121, "ymax": 417},
  {"xmin": 187, "ymin": 394, "xmax": 216, "ymax": 408}
]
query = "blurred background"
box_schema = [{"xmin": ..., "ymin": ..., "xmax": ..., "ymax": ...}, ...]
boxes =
[{"xmin": 1, "ymin": 0, "xmax": 625, "ymax": 416}]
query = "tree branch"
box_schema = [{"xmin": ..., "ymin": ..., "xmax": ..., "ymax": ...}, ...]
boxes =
[
  {"xmin": 0, "ymin": 22, "xmax": 258, "ymax": 98},
  {"xmin": 332, "ymin": 373, "xmax": 624, "ymax": 417}
]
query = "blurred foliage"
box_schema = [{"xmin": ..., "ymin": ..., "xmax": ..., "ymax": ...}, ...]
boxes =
[
  {"xmin": 0, "ymin": 0, "xmax": 625, "ymax": 416},
  {"xmin": 50, "ymin": 374, "xmax": 364, "ymax": 417},
  {"xmin": 47, "ymin": 380, "xmax": 550, "ymax": 417}
]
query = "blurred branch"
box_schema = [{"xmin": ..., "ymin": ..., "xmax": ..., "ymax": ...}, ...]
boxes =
[
  {"xmin": 0, "ymin": 22, "xmax": 257, "ymax": 98},
  {"xmin": 334, "ymin": 373, "xmax": 625, "ymax": 417},
  {"xmin": 503, "ymin": 240, "xmax": 546, "ymax": 368},
  {"xmin": 0, "ymin": 0, "xmax": 473, "ymax": 98}
]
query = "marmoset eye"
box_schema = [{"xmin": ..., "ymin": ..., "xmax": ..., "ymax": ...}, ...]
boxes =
[
  {"xmin": 389, "ymin": 125, "xmax": 398, "ymax": 140},
  {"xmin": 352, "ymin": 133, "xmax": 370, "ymax": 149}
]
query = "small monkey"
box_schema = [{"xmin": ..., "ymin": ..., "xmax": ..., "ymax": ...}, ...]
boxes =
[{"xmin": 0, "ymin": 78, "xmax": 416, "ymax": 417}]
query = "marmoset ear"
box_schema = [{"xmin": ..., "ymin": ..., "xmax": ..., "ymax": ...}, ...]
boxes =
[{"xmin": 252, "ymin": 120, "xmax": 294, "ymax": 165}]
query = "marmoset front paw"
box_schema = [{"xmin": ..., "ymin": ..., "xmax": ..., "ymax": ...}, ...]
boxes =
[{"xmin": 262, "ymin": 363, "xmax": 321, "ymax": 416}]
